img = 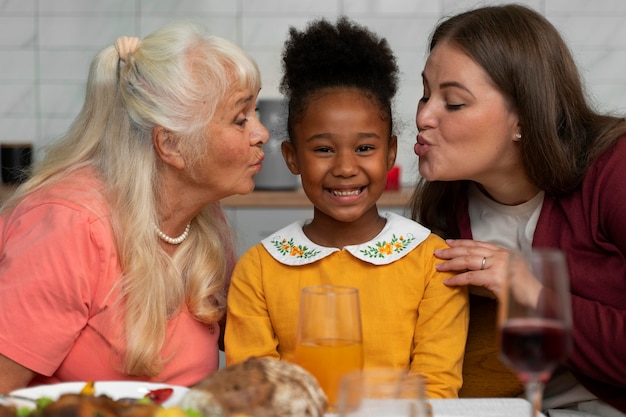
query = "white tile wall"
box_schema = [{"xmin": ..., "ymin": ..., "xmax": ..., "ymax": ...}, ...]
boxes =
[
  {"xmin": 0, "ymin": 17, "xmax": 36, "ymax": 47},
  {"xmin": 1, "ymin": 0, "xmax": 625, "ymax": 185},
  {"xmin": 138, "ymin": 1, "xmax": 237, "ymax": 14}
]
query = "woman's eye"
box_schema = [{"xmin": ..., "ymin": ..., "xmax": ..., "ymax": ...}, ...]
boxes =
[
  {"xmin": 446, "ymin": 103, "xmax": 465, "ymax": 111},
  {"xmin": 419, "ymin": 96, "xmax": 429, "ymax": 104},
  {"xmin": 235, "ymin": 117, "xmax": 248, "ymax": 127}
]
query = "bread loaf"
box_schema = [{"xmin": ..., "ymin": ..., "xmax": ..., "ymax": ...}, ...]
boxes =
[{"xmin": 179, "ymin": 357, "xmax": 327, "ymax": 417}]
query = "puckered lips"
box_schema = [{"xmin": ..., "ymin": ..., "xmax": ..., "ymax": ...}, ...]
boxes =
[
  {"xmin": 252, "ymin": 153, "xmax": 265, "ymax": 171},
  {"xmin": 414, "ymin": 134, "xmax": 431, "ymax": 157}
]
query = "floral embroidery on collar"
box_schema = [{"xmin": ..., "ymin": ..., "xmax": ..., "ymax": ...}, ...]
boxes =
[
  {"xmin": 270, "ymin": 237, "xmax": 321, "ymax": 259},
  {"xmin": 261, "ymin": 212, "xmax": 431, "ymax": 266},
  {"xmin": 359, "ymin": 233, "xmax": 416, "ymax": 259}
]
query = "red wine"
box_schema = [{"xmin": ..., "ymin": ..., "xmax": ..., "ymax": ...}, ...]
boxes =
[{"xmin": 500, "ymin": 318, "xmax": 568, "ymax": 382}]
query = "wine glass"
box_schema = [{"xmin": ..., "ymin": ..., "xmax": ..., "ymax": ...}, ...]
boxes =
[
  {"xmin": 336, "ymin": 368, "xmax": 430, "ymax": 417},
  {"xmin": 499, "ymin": 249, "xmax": 572, "ymax": 417},
  {"xmin": 294, "ymin": 285, "xmax": 364, "ymax": 412}
]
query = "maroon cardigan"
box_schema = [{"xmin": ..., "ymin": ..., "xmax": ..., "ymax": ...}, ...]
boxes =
[{"xmin": 457, "ymin": 137, "xmax": 626, "ymax": 412}]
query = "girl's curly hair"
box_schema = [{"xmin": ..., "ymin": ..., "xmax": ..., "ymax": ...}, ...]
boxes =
[{"xmin": 280, "ymin": 16, "xmax": 399, "ymax": 139}]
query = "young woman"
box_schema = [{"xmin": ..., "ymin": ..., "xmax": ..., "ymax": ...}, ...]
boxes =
[{"xmin": 412, "ymin": 4, "xmax": 626, "ymax": 414}]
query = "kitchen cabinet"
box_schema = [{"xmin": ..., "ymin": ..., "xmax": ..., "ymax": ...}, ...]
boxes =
[
  {"xmin": 0, "ymin": 185, "xmax": 413, "ymax": 258},
  {"xmin": 221, "ymin": 189, "xmax": 412, "ymax": 257},
  {"xmin": 224, "ymin": 207, "xmax": 313, "ymax": 257}
]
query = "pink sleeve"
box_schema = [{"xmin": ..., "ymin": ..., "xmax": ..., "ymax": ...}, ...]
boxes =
[{"xmin": 0, "ymin": 201, "xmax": 112, "ymax": 375}]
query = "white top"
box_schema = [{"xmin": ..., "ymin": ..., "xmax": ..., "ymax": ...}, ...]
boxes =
[{"xmin": 467, "ymin": 182, "xmax": 544, "ymax": 258}]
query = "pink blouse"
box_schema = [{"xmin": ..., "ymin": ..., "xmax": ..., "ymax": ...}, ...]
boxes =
[{"xmin": 0, "ymin": 169, "xmax": 219, "ymax": 386}]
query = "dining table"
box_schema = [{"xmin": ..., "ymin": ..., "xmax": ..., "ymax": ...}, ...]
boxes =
[
  {"xmin": 325, "ymin": 397, "xmax": 545, "ymax": 417},
  {"xmin": 429, "ymin": 398, "xmax": 544, "ymax": 416}
]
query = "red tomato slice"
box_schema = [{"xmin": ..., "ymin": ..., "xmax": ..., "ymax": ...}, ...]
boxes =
[{"xmin": 144, "ymin": 388, "xmax": 174, "ymax": 404}]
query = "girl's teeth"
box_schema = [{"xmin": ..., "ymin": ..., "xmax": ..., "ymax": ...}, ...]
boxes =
[{"xmin": 332, "ymin": 189, "xmax": 361, "ymax": 196}]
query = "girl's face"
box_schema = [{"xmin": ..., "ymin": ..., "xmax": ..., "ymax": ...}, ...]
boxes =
[
  {"xmin": 415, "ymin": 41, "xmax": 521, "ymax": 187},
  {"xmin": 282, "ymin": 88, "xmax": 397, "ymax": 224}
]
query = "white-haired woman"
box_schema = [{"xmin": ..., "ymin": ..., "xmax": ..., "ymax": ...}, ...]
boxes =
[{"xmin": 0, "ymin": 22, "xmax": 268, "ymax": 390}]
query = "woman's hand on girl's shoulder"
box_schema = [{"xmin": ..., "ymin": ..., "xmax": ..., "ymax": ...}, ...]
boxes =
[
  {"xmin": 434, "ymin": 239, "xmax": 543, "ymax": 307},
  {"xmin": 433, "ymin": 239, "xmax": 511, "ymax": 301}
]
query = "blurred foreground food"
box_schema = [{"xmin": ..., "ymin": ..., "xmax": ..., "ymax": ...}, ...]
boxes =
[
  {"xmin": 179, "ymin": 357, "xmax": 327, "ymax": 417},
  {"xmin": 0, "ymin": 358, "xmax": 326, "ymax": 417},
  {"xmin": 1, "ymin": 393, "xmax": 171, "ymax": 417}
]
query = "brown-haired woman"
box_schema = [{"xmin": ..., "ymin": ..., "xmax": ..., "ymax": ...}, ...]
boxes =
[{"xmin": 412, "ymin": 4, "xmax": 626, "ymax": 415}]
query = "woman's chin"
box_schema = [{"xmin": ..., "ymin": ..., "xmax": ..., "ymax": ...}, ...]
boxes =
[
  {"xmin": 239, "ymin": 181, "xmax": 256, "ymax": 195},
  {"xmin": 417, "ymin": 166, "xmax": 435, "ymax": 181}
]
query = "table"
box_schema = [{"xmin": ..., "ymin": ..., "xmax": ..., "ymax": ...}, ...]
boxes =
[
  {"xmin": 430, "ymin": 398, "xmax": 542, "ymax": 416},
  {"xmin": 326, "ymin": 398, "xmax": 544, "ymax": 417}
]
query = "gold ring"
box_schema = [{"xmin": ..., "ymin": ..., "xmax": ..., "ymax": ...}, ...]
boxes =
[{"xmin": 481, "ymin": 256, "xmax": 487, "ymax": 270}]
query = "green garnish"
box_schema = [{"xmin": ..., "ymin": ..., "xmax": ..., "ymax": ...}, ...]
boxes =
[
  {"xmin": 136, "ymin": 398, "xmax": 153, "ymax": 405},
  {"xmin": 184, "ymin": 408, "xmax": 203, "ymax": 417},
  {"xmin": 16, "ymin": 408, "xmax": 33, "ymax": 417},
  {"xmin": 35, "ymin": 397, "xmax": 53, "ymax": 409}
]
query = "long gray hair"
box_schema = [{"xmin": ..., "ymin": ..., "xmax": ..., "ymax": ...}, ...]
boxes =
[{"xmin": 3, "ymin": 22, "xmax": 260, "ymax": 376}]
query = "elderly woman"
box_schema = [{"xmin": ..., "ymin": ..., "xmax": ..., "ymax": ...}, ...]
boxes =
[{"xmin": 0, "ymin": 22, "xmax": 268, "ymax": 390}]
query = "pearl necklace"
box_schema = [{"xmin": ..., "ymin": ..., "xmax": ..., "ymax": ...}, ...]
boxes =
[{"xmin": 154, "ymin": 222, "xmax": 191, "ymax": 245}]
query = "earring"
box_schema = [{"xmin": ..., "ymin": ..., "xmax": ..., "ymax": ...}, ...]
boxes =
[{"xmin": 515, "ymin": 132, "xmax": 522, "ymax": 139}]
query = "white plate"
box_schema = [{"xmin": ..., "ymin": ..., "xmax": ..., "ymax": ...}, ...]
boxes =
[
  {"xmin": 10, "ymin": 381, "xmax": 188, "ymax": 407},
  {"xmin": 0, "ymin": 395, "xmax": 36, "ymax": 409}
]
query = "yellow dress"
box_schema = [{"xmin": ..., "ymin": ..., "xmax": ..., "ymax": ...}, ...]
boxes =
[{"xmin": 225, "ymin": 212, "xmax": 469, "ymax": 398}]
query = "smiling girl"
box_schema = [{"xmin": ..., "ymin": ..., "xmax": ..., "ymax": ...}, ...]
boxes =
[{"xmin": 224, "ymin": 17, "xmax": 469, "ymax": 399}]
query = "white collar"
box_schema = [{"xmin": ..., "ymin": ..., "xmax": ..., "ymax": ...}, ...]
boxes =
[{"xmin": 261, "ymin": 212, "xmax": 431, "ymax": 266}]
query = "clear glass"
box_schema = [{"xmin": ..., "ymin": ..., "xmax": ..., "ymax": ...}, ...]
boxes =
[
  {"xmin": 499, "ymin": 249, "xmax": 573, "ymax": 417},
  {"xmin": 336, "ymin": 368, "xmax": 430, "ymax": 417},
  {"xmin": 294, "ymin": 285, "xmax": 364, "ymax": 412}
]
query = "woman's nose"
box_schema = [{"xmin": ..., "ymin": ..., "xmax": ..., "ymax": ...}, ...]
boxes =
[
  {"xmin": 252, "ymin": 119, "xmax": 270, "ymax": 146},
  {"xmin": 416, "ymin": 101, "xmax": 436, "ymax": 131}
]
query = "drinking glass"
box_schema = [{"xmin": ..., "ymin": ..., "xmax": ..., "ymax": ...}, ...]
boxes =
[
  {"xmin": 294, "ymin": 285, "xmax": 364, "ymax": 412},
  {"xmin": 336, "ymin": 368, "xmax": 430, "ymax": 417},
  {"xmin": 499, "ymin": 249, "xmax": 572, "ymax": 417}
]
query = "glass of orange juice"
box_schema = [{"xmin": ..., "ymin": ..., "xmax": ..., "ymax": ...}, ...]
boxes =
[{"xmin": 294, "ymin": 285, "xmax": 364, "ymax": 412}]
